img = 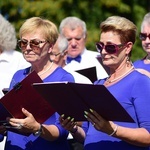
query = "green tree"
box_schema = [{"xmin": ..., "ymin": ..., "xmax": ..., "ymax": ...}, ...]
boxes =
[{"xmin": 0, "ymin": 0, "xmax": 149, "ymax": 61}]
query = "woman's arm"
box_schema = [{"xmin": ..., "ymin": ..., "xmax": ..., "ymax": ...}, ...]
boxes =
[
  {"xmin": 84, "ymin": 109, "xmax": 150, "ymax": 147},
  {"xmin": 8, "ymin": 108, "xmax": 62, "ymax": 141}
]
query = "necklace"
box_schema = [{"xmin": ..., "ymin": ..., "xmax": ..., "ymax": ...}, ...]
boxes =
[
  {"xmin": 29, "ymin": 62, "xmax": 54, "ymax": 76},
  {"xmin": 106, "ymin": 66, "xmax": 134, "ymax": 83},
  {"xmin": 38, "ymin": 62, "xmax": 54, "ymax": 76}
]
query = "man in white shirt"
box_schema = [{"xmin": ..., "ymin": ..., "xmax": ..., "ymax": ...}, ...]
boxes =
[{"xmin": 59, "ymin": 16, "xmax": 108, "ymax": 81}]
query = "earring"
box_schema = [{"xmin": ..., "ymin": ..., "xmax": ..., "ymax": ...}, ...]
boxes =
[{"xmin": 126, "ymin": 55, "xmax": 131, "ymax": 66}]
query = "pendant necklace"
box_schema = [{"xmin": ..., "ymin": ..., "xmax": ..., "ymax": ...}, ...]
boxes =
[{"xmin": 106, "ymin": 66, "xmax": 134, "ymax": 83}]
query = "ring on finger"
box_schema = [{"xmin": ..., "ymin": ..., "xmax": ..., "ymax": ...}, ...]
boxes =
[{"xmin": 17, "ymin": 123, "xmax": 23, "ymax": 129}]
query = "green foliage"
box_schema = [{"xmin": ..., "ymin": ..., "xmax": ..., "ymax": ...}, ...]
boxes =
[{"xmin": 0, "ymin": 0, "xmax": 149, "ymax": 61}]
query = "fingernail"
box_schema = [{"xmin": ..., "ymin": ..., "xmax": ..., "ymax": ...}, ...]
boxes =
[
  {"xmin": 84, "ymin": 111, "xmax": 88, "ymax": 115},
  {"xmin": 61, "ymin": 114, "xmax": 64, "ymax": 117},
  {"xmin": 71, "ymin": 118, "xmax": 74, "ymax": 122},
  {"xmin": 90, "ymin": 109, "xmax": 93, "ymax": 112},
  {"xmin": 84, "ymin": 115, "xmax": 88, "ymax": 118},
  {"xmin": 67, "ymin": 116, "xmax": 71, "ymax": 120}
]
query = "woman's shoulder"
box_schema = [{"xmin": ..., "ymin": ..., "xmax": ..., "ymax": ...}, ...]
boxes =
[
  {"xmin": 47, "ymin": 66, "xmax": 75, "ymax": 82},
  {"xmin": 12, "ymin": 67, "xmax": 31, "ymax": 79},
  {"xmin": 131, "ymin": 70, "xmax": 150, "ymax": 85}
]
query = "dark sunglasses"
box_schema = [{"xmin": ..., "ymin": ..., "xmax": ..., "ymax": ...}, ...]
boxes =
[
  {"xmin": 17, "ymin": 39, "xmax": 47, "ymax": 51},
  {"xmin": 139, "ymin": 33, "xmax": 150, "ymax": 41},
  {"xmin": 96, "ymin": 42, "xmax": 125, "ymax": 54}
]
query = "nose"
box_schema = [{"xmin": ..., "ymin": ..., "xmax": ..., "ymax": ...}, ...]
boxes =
[
  {"xmin": 144, "ymin": 37, "xmax": 150, "ymax": 42},
  {"xmin": 101, "ymin": 47, "xmax": 107, "ymax": 54},
  {"xmin": 26, "ymin": 42, "xmax": 32, "ymax": 49},
  {"xmin": 70, "ymin": 39, "xmax": 77, "ymax": 47}
]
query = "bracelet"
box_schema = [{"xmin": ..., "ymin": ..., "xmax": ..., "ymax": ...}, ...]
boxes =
[
  {"xmin": 109, "ymin": 124, "xmax": 118, "ymax": 136},
  {"xmin": 69, "ymin": 126, "xmax": 78, "ymax": 134},
  {"xmin": 33, "ymin": 124, "xmax": 43, "ymax": 137}
]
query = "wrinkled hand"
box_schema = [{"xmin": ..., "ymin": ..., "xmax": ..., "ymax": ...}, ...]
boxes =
[
  {"xmin": 59, "ymin": 114, "xmax": 77, "ymax": 133},
  {"xmin": 84, "ymin": 109, "xmax": 116, "ymax": 135},
  {"xmin": 8, "ymin": 108, "xmax": 40, "ymax": 133}
]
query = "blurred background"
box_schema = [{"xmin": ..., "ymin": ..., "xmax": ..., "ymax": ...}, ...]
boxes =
[{"xmin": 0, "ymin": 0, "xmax": 150, "ymax": 61}]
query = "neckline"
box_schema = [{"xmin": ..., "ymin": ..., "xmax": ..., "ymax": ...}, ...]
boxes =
[
  {"xmin": 106, "ymin": 66, "xmax": 134, "ymax": 83},
  {"xmin": 29, "ymin": 62, "xmax": 54, "ymax": 77}
]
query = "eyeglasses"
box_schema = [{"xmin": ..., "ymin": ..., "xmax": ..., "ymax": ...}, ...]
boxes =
[
  {"xmin": 50, "ymin": 52, "xmax": 61, "ymax": 57},
  {"xmin": 139, "ymin": 33, "xmax": 150, "ymax": 41},
  {"xmin": 96, "ymin": 42, "xmax": 125, "ymax": 54},
  {"xmin": 17, "ymin": 39, "xmax": 47, "ymax": 51}
]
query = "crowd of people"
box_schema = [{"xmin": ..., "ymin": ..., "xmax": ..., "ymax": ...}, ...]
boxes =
[{"xmin": 0, "ymin": 12, "xmax": 150, "ymax": 150}]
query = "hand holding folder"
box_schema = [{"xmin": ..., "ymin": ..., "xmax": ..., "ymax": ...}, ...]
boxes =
[
  {"xmin": 33, "ymin": 82, "xmax": 134, "ymax": 123},
  {"xmin": 0, "ymin": 71, "xmax": 55, "ymax": 125}
]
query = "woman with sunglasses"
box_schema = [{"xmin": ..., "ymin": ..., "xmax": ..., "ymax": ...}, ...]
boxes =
[
  {"xmin": 60, "ymin": 16, "xmax": 150, "ymax": 150},
  {"xmin": 134, "ymin": 12, "xmax": 150, "ymax": 77},
  {"xmin": 1, "ymin": 17, "xmax": 74, "ymax": 150}
]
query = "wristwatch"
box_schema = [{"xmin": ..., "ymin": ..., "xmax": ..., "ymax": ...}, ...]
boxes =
[{"xmin": 33, "ymin": 124, "xmax": 43, "ymax": 136}]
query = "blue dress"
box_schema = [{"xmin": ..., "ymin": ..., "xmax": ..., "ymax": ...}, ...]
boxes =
[
  {"xmin": 134, "ymin": 59, "xmax": 150, "ymax": 72},
  {"xmin": 5, "ymin": 66, "xmax": 75, "ymax": 150},
  {"xmin": 82, "ymin": 70, "xmax": 150, "ymax": 150}
]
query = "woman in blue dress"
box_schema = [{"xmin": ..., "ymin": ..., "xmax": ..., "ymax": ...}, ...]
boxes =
[
  {"xmin": 134, "ymin": 12, "xmax": 150, "ymax": 77},
  {"xmin": 1, "ymin": 16, "xmax": 74, "ymax": 150},
  {"xmin": 60, "ymin": 16, "xmax": 150, "ymax": 150}
]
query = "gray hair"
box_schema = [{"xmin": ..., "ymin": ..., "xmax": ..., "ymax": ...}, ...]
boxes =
[
  {"xmin": 0, "ymin": 14, "xmax": 17, "ymax": 51},
  {"xmin": 141, "ymin": 12, "xmax": 150, "ymax": 31},
  {"xmin": 57, "ymin": 35, "xmax": 68, "ymax": 55},
  {"xmin": 59, "ymin": 16, "xmax": 87, "ymax": 38}
]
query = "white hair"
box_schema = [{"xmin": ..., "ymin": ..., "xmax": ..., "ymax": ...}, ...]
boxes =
[
  {"xmin": 141, "ymin": 12, "xmax": 150, "ymax": 31},
  {"xmin": 57, "ymin": 35, "xmax": 68, "ymax": 55},
  {"xmin": 0, "ymin": 14, "xmax": 17, "ymax": 51},
  {"xmin": 59, "ymin": 16, "xmax": 87, "ymax": 38}
]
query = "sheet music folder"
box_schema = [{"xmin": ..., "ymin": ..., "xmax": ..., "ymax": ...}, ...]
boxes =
[
  {"xmin": 33, "ymin": 82, "xmax": 134, "ymax": 123},
  {"xmin": 0, "ymin": 71, "xmax": 55, "ymax": 124},
  {"xmin": 76, "ymin": 67, "xmax": 97, "ymax": 83}
]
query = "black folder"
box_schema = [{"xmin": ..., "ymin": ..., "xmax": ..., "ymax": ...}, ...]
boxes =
[
  {"xmin": 0, "ymin": 71, "xmax": 55, "ymax": 124},
  {"xmin": 76, "ymin": 67, "xmax": 97, "ymax": 83},
  {"xmin": 33, "ymin": 82, "xmax": 134, "ymax": 123}
]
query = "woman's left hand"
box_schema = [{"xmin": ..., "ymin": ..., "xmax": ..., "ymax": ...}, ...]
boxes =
[{"xmin": 84, "ymin": 109, "xmax": 117, "ymax": 135}]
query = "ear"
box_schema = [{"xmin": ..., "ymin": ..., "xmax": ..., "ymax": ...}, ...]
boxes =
[
  {"xmin": 48, "ymin": 44, "xmax": 54, "ymax": 54},
  {"xmin": 125, "ymin": 42, "xmax": 133, "ymax": 55},
  {"xmin": 63, "ymin": 50, "xmax": 68, "ymax": 60}
]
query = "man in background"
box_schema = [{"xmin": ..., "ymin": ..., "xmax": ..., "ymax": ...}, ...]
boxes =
[{"xmin": 59, "ymin": 16, "xmax": 108, "ymax": 81}]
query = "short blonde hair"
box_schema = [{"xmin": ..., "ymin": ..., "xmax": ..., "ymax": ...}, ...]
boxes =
[
  {"xmin": 0, "ymin": 14, "xmax": 17, "ymax": 51},
  {"xmin": 100, "ymin": 16, "xmax": 137, "ymax": 44},
  {"xmin": 19, "ymin": 17, "xmax": 58, "ymax": 44}
]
